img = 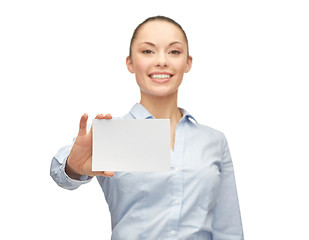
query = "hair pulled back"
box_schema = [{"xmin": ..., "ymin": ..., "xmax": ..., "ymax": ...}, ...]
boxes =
[{"xmin": 129, "ymin": 16, "xmax": 189, "ymax": 57}]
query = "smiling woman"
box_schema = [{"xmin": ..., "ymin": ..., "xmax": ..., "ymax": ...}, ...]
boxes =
[
  {"xmin": 50, "ymin": 15, "xmax": 244, "ymax": 240},
  {"xmin": 126, "ymin": 19, "xmax": 192, "ymax": 102}
]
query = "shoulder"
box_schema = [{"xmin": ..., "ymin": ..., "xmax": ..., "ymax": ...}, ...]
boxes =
[
  {"xmin": 188, "ymin": 121, "xmax": 227, "ymax": 149},
  {"xmin": 181, "ymin": 107, "xmax": 225, "ymax": 142},
  {"xmin": 194, "ymin": 122, "xmax": 225, "ymax": 139}
]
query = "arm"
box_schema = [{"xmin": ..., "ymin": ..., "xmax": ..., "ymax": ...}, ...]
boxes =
[{"xmin": 212, "ymin": 134, "xmax": 244, "ymax": 240}]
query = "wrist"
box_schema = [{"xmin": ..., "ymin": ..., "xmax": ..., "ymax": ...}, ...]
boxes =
[{"xmin": 65, "ymin": 157, "xmax": 83, "ymax": 180}]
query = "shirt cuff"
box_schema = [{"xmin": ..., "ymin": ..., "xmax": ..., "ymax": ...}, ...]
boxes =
[{"xmin": 51, "ymin": 144, "xmax": 93, "ymax": 190}]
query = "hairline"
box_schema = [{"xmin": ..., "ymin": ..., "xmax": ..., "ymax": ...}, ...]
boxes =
[{"xmin": 129, "ymin": 16, "xmax": 189, "ymax": 58}]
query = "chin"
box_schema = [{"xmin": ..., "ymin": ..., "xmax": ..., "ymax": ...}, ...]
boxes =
[{"xmin": 141, "ymin": 88, "xmax": 178, "ymax": 98}]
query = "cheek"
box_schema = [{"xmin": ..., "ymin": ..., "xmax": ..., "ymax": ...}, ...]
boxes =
[
  {"xmin": 133, "ymin": 59, "xmax": 149, "ymax": 87},
  {"xmin": 172, "ymin": 58, "xmax": 187, "ymax": 72},
  {"xmin": 133, "ymin": 57, "xmax": 151, "ymax": 74}
]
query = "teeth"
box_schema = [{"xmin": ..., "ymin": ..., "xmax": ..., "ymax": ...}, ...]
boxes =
[{"xmin": 150, "ymin": 74, "xmax": 171, "ymax": 79}]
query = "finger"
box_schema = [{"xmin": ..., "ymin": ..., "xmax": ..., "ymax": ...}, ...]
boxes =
[
  {"xmin": 91, "ymin": 171, "xmax": 114, "ymax": 177},
  {"xmin": 90, "ymin": 114, "xmax": 104, "ymax": 136},
  {"xmin": 103, "ymin": 171, "xmax": 114, "ymax": 177},
  {"xmin": 104, "ymin": 113, "xmax": 112, "ymax": 119},
  {"xmin": 78, "ymin": 113, "xmax": 88, "ymax": 136},
  {"xmin": 95, "ymin": 114, "xmax": 104, "ymax": 119}
]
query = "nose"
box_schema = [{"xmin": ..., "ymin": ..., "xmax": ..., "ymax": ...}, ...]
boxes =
[{"xmin": 155, "ymin": 52, "xmax": 168, "ymax": 68}]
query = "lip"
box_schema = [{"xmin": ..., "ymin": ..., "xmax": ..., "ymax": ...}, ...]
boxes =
[
  {"xmin": 149, "ymin": 71, "xmax": 173, "ymax": 76},
  {"xmin": 148, "ymin": 72, "xmax": 173, "ymax": 84},
  {"xmin": 150, "ymin": 77, "xmax": 171, "ymax": 84}
]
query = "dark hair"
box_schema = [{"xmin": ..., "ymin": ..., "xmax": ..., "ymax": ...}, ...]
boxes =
[{"xmin": 129, "ymin": 16, "xmax": 189, "ymax": 57}]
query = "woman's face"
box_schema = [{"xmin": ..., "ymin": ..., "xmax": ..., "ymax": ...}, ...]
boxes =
[{"xmin": 126, "ymin": 21, "xmax": 192, "ymax": 98}]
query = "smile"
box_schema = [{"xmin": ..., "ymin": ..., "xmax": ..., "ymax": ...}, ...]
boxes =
[{"xmin": 149, "ymin": 74, "xmax": 173, "ymax": 79}]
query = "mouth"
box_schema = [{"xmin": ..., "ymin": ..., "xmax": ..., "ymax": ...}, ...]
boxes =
[{"xmin": 148, "ymin": 73, "xmax": 173, "ymax": 83}]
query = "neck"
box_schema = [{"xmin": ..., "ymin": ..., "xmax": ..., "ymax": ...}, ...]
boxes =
[{"xmin": 139, "ymin": 91, "xmax": 182, "ymax": 123}]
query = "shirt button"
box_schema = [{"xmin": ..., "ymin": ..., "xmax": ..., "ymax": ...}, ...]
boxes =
[
  {"xmin": 174, "ymin": 167, "xmax": 179, "ymax": 172},
  {"xmin": 174, "ymin": 200, "xmax": 180, "ymax": 205},
  {"xmin": 170, "ymin": 230, "xmax": 176, "ymax": 236}
]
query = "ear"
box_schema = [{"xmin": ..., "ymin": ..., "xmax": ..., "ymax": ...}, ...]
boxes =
[
  {"xmin": 126, "ymin": 56, "xmax": 135, "ymax": 74},
  {"xmin": 184, "ymin": 56, "xmax": 193, "ymax": 73}
]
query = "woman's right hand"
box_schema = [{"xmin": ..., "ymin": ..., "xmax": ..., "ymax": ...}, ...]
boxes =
[{"xmin": 65, "ymin": 113, "xmax": 114, "ymax": 179}]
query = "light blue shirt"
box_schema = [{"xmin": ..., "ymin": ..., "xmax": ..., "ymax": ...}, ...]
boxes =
[{"xmin": 50, "ymin": 103, "xmax": 244, "ymax": 240}]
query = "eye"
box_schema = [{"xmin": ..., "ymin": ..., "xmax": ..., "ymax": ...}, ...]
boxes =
[
  {"xmin": 142, "ymin": 49, "xmax": 153, "ymax": 54},
  {"xmin": 169, "ymin": 50, "xmax": 181, "ymax": 55}
]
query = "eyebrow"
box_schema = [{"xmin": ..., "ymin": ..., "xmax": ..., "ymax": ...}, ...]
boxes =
[
  {"xmin": 169, "ymin": 41, "xmax": 183, "ymax": 46},
  {"xmin": 140, "ymin": 41, "xmax": 184, "ymax": 46}
]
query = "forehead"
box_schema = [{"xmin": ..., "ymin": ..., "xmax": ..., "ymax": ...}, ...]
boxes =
[{"xmin": 134, "ymin": 21, "xmax": 187, "ymax": 46}]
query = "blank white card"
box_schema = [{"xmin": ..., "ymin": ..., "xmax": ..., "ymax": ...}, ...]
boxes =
[{"xmin": 92, "ymin": 119, "xmax": 170, "ymax": 172}]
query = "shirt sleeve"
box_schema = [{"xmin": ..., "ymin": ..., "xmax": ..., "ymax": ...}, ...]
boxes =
[
  {"xmin": 212, "ymin": 134, "xmax": 244, "ymax": 240},
  {"xmin": 50, "ymin": 139, "xmax": 92, "ymax": 190}
]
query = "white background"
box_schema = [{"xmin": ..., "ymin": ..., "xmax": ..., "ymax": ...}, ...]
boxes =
[{"xmin": 1, "ymin": 0, "xmax": 308, "ymax": 239}]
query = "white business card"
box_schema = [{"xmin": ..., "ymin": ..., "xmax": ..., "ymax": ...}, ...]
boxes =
[{"xmin": 92, "ymin": 119, "xmax": 170, "ymax": 172}]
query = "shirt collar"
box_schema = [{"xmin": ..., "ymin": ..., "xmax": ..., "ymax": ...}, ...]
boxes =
[
  {"xmin": 129, "ymin": 103, "xmax": 198, "ymax": 124},
  {"xmin": 129, "ymin": 103, "xmax": 154, "ymax": 119},
  {"xmin": 179, "ymin": 107, "xmax": 198, "ymax": 124}
]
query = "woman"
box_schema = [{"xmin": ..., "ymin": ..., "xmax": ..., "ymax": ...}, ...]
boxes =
[{"xmin": 51, "ymin": 16, "xmax": 244, "ymax": 240}]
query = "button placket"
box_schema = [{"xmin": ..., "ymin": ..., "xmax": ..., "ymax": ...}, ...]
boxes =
[{"xmin": 167, "ymin": 118, "xmax": 185, "ymax": 239}]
